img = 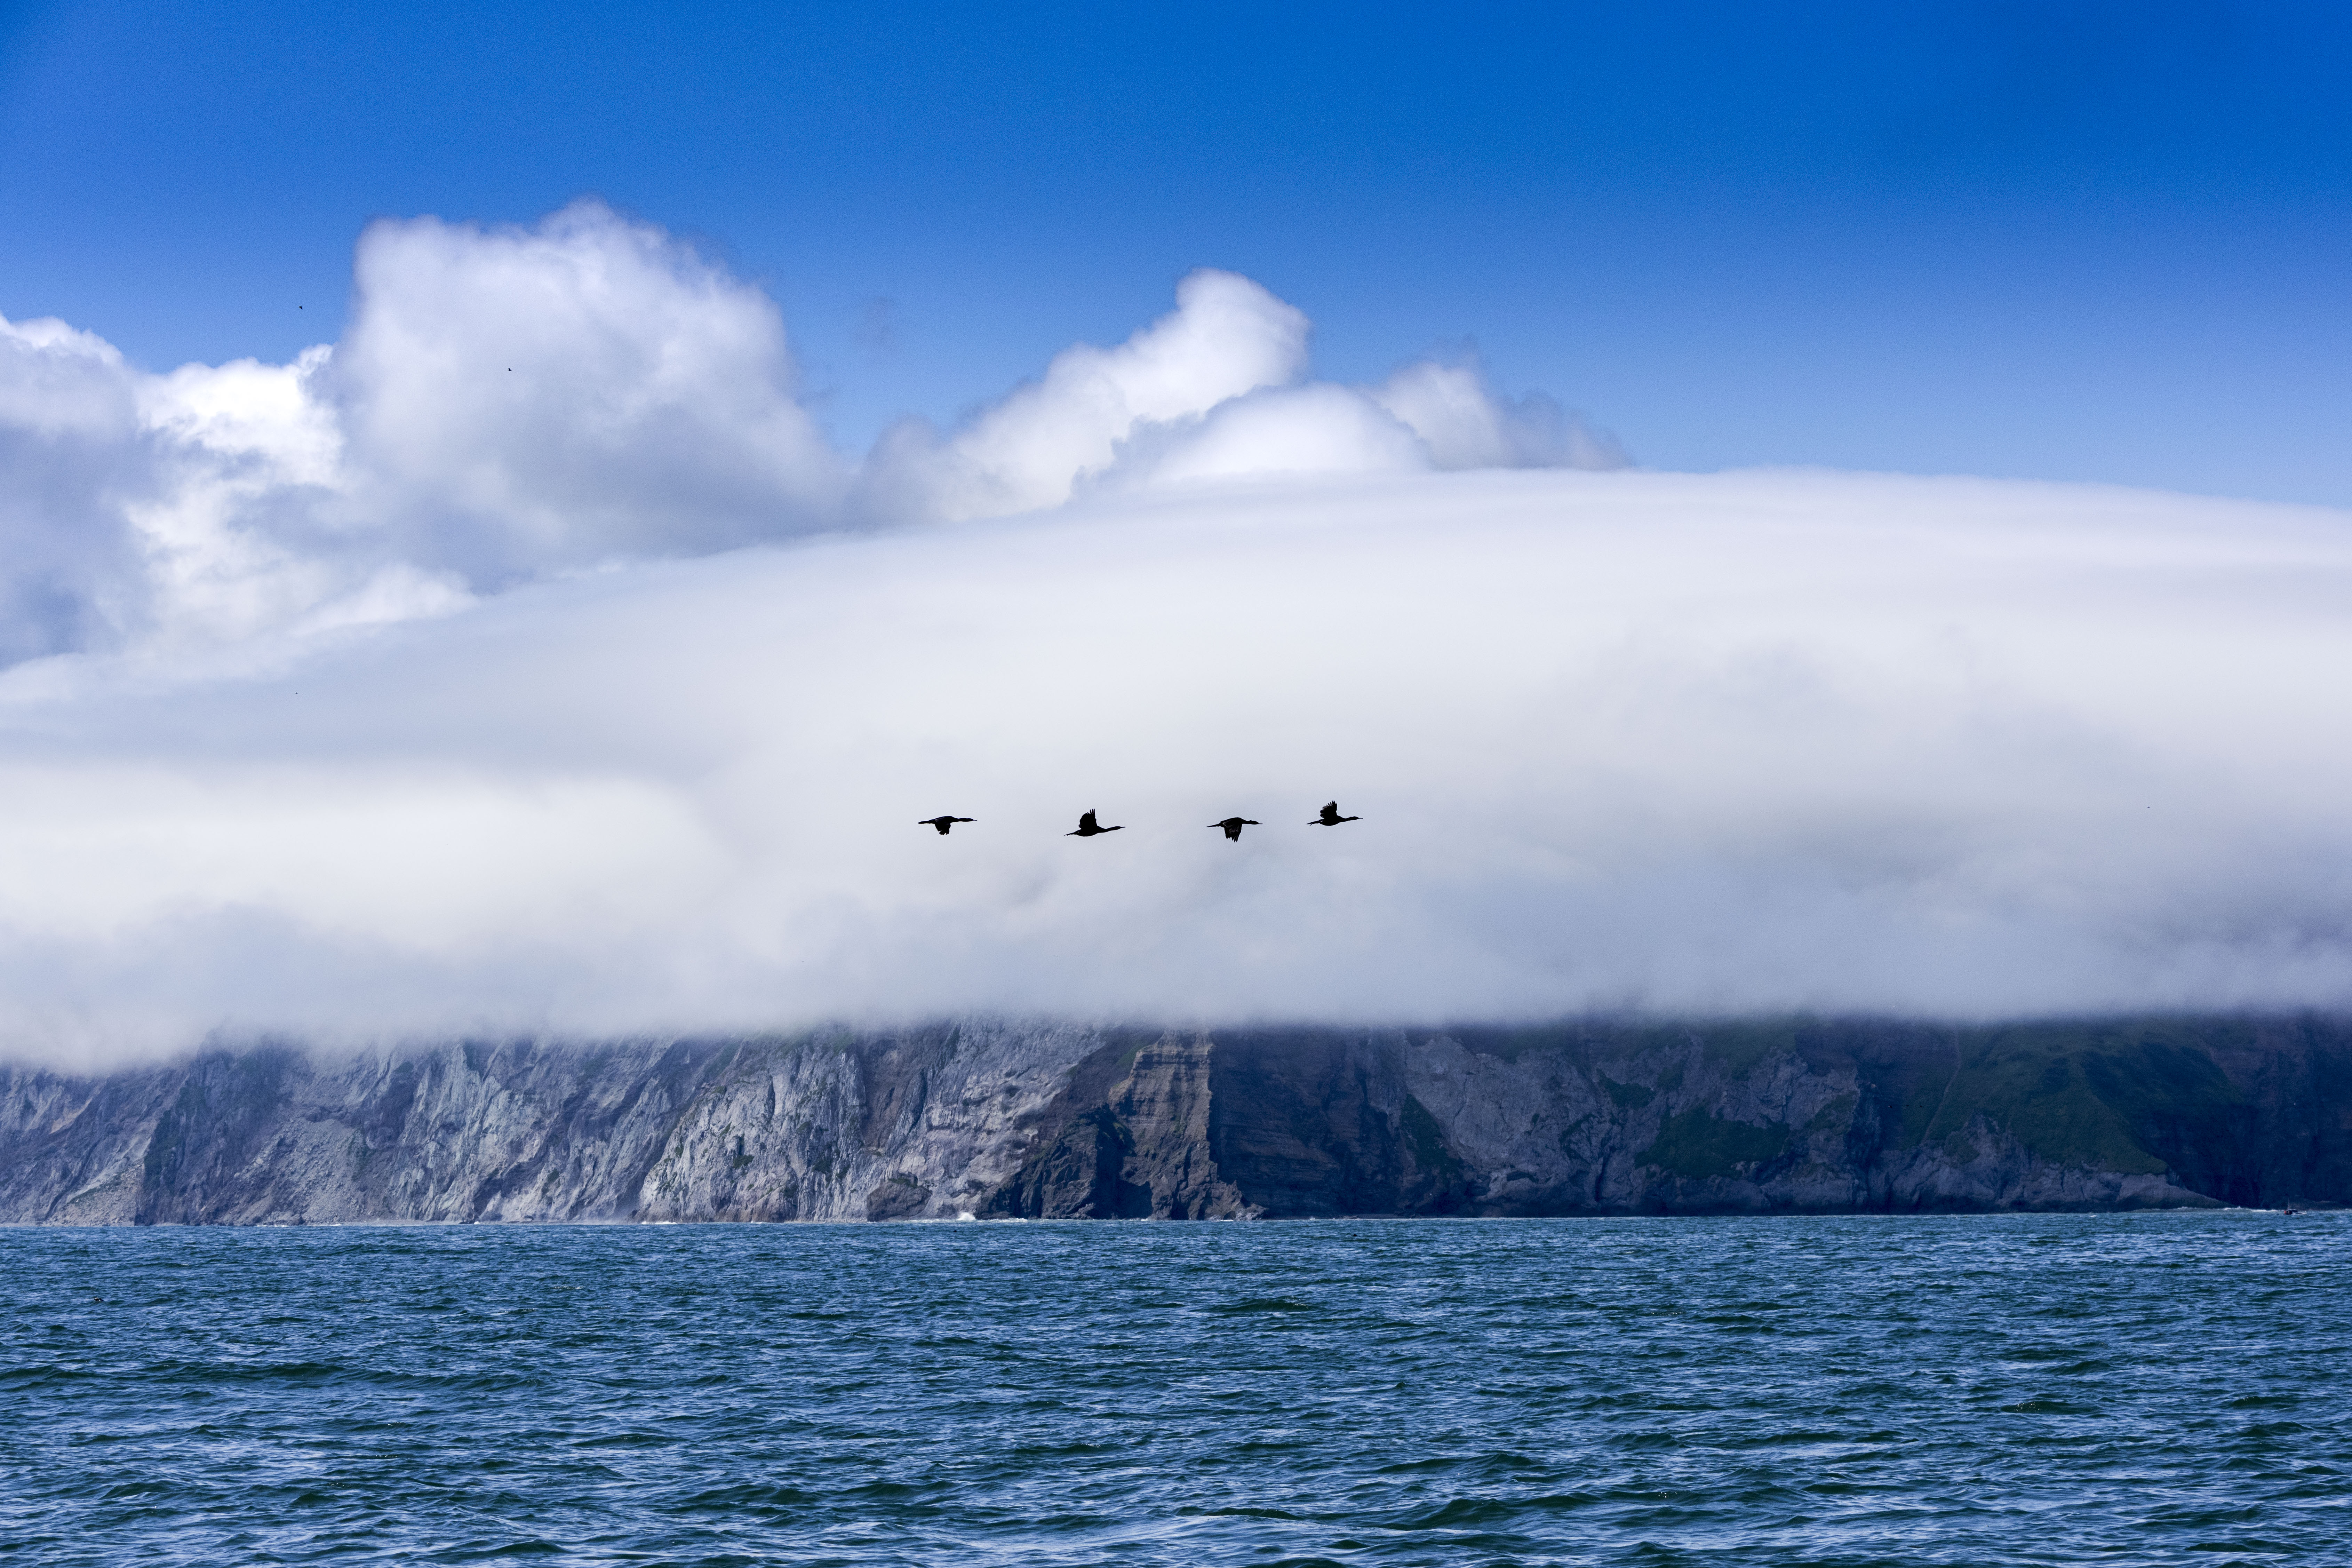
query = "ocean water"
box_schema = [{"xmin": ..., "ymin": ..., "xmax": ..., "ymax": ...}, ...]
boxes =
[{"xmin": 2, "ymin": 1215, "xmax": 2346, "ymax": 1566}]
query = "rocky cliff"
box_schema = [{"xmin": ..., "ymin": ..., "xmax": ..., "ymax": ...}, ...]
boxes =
[{"xmin": 2, "ymin": 1016, "xmax": 2346, "ymax": 1224}]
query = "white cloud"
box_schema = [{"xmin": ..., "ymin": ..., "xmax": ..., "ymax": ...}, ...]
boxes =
[
  {"xmin": 0, "ymin": 315, "xmax": 150, "ymax": 661},
  {"xmin": 1102, "ymin": 382, "xmax": 1432, "ymax": 489},
  {"xmin": 860, "ymin": 268, "xmax": 1313, "ymax": 521},
  {"xmin": 330, "ymin": 201, "xmax": 846, "ymax": 584},
  {"xmin": 0, "ymin": 466, "xmax": 2348, "ymax": 1066},
  {"xmin": 863, "ymin": 269, "xmax": 1631, "ymax": 516},
  {"xmin": 1371, "ymin": 359, "xmax": 1627, "ymax": 471},
  {"xmin": 127, "ymin": 347, "xmax": 469, "ymax": 650},
  {"xmin": 37, "ymin": 202, "xmax": 2335, "ymax": 1062},
  {"xmin": 0, "ymin": 200, "xmax": 858, "ymax": 664},
  {"xmin": 0, "ymin": 212, "xmax": 1618, "ymax": 669}
]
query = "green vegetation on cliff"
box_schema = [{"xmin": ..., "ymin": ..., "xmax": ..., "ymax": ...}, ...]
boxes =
[{"xmin": 1637, "ymin": 1110, "xmax": 1790, "ymax": 1179}]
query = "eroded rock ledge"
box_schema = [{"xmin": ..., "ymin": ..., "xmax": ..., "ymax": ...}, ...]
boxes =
[{"xmin": 2, "ymin": 1017, "xmax": 2346, "ymax": 1224}]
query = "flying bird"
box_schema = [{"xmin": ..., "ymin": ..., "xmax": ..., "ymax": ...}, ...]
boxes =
[
  {"xmin": 1311, "ymin": 801, "xmax": 1360, "ymax": 826},
  {"xmin": 1067, "ymin": 809, "xmax": 1123, "ymax": 837},
  {"xmin": 1209, "ymin": 816, "xmax": 1261, "ymax": 842},
  {"xmin": 918, "ymin": 815, "xmax": 974, "ymax": 836}
]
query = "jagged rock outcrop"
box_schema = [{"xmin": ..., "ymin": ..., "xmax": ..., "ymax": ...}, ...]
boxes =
[{"xmin": 1, "ymin": 1015, "xmax": 2346, "ymax": 1224}]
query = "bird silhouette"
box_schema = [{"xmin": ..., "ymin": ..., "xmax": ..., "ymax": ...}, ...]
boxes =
[
  {"xmin": 1067, "ymin": 809, "xmax": 1123, "ymax": 837},
  {"xmin": 918, "ymin": 815, "xmax": 974, "ymax": 836},
  {"xmin": 1311, "ymin": 801, "xmax": 1360, "ymax": 826},
  {"xmin": 1209, "ymin": 816, "xmax": 1261, "ymax": 842}
]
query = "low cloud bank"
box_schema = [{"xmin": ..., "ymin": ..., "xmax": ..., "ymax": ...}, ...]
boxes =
[
  {"xmin": 0, "ymin": 200, "xmax": 1619, "ymax": 662},
  {"xmin": 0, "ymin": 467, "xmax": 2349, "ymax": 1065},
  {"xmin": 2, "ymin": 201, "xmax": 2346, "ymax": 1066}
]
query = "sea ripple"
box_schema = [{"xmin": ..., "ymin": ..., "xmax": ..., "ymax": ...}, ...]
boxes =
[{"xmin": 2, "ymin": 1213, "xmax": 2346, "ymax": 1565}]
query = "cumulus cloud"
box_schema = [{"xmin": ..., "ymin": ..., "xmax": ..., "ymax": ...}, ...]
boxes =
[
  {"xmin": 0, "ymin": 315, "xmax": 151, "ymax": 661},
  {"xmin": 330, "ymin": 202, "xmax": 845, "ymax": 584},
  {"xmin": 1371, "ymin": 359, "xmax": 1628, "ymax": 471},
  {"xmin": 861, "ymin": 268, "xmax": 1313, "ymax": 521},
  {"xmin": 0, "ymin": 206, "xmax": 1616, "ymax": 667},
  {"xmin": 0, "ymin": 467, "xmax": 2349, "ymax": 1066},
  {"xmin": 1102, "ymin": 382, "xmax": 1432, "ymax": 489},
  {"xmin": 861, "ymin": 270, "xmax": 1628, "ymax": 517}
]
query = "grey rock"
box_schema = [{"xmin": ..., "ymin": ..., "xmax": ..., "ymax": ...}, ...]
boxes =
[{"xmin": 2, "ymin": 1016, "xmax": 2347, "ymax": 1224}]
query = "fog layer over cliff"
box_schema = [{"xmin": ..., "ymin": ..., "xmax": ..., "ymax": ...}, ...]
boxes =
[
  {"xmin": 0, "ymin": 466, "xmax": 2347, "ymax": 1062},
  {"xmin": 4, "ymin": 204, "xmax": 2352, "ymax": 1065}
]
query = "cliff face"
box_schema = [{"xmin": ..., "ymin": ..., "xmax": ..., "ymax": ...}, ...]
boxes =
[{"xmin": 1, "ymin": 1016, "xmax": 2346, "ymax": 1224}]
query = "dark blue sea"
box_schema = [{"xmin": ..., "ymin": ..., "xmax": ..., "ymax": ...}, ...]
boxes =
[{"xmin": 3, "ymin": 1215, "xmax": 2346, "ymax": 1566}]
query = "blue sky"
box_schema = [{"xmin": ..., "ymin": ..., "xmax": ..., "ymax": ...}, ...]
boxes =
[{"xmin": 2, "ymin": 0, "xmax": 2348, "ymax": 502}]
